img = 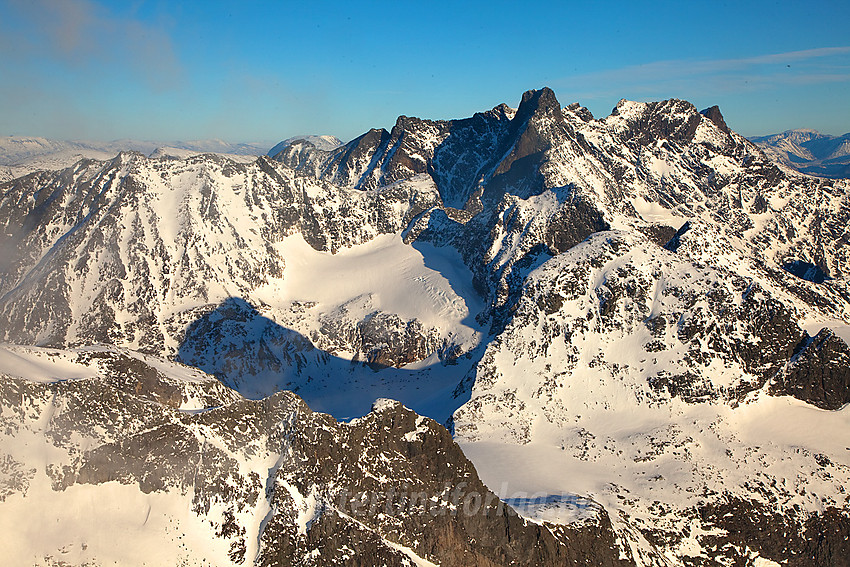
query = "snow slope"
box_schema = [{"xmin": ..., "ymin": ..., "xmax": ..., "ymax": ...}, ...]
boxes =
[
  {"xmin": 0, "ymin": 344, "xmax": 98, "ymax": 383},
  {"xmin": 266, "ymin": 232, "xmax": 482, "ymax": 351},
  {"xmin": 453, "ymin": 230, "xmax": 850, "ymax": 564}
]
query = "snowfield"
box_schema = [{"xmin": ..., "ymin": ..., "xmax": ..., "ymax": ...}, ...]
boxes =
[{"xmin": 267, "ymin": 232, "xmax": 483, "ymax": 354}]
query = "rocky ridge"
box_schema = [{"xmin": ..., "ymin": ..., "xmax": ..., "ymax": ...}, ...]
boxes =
[{"xmin": 0, "ymin": 345, "xmax": 627, "ymax": 566}]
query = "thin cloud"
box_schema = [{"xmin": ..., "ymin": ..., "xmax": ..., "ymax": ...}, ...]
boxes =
[
  {"xmin": 554, "ymin": 47, "xmax": 850, "ymax": 101},
  {"xmin": 2, "ymin": 0, "xmax": 182, "ymax": 90},
  {"xmin": 738, "ymin": 47, "xmax": 850, "ymax": 65}
]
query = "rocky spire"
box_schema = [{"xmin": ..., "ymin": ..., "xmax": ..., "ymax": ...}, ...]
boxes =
[{"xmin": 700, "ymin": 105, "xmax": 731, "ymax": 135}]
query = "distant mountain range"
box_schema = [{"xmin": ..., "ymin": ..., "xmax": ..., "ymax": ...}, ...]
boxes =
[
  {"xmin": 750, "ymin": 129, "xmax": 850, "ymax": 178},
  {"xmin": 0, "ymin": 136, "xmax": 281, "ymax": 182}
]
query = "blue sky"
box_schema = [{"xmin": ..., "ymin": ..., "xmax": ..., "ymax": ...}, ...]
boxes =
[{"xmin": 1, "ymin": 0, "xmax": 848, "ymax": 144}]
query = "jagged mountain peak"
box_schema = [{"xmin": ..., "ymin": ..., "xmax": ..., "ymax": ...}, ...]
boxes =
[
  {"xmin": 488, "ymin": 102, "xmax": 517, "ymax": 120},
  {"xmin": 699, "ymin": 104, "xmax": 731, "ymax": 135},
  {"xmin": 370, "ymin": 397, "xmax": 406, "ymax": 413},
  {"xmin": 269, "ymin": 87, "xmax": 579, "ymax": 207},
  {"xmin": 515, "ymin": 87, "xmax": 564, "ymax": 123},
  {"xmin": 564, "ymin": 102, "xmax": 594, "ymax": 122},
  {"xmin": 607, "ymin": 97, "xmax": 705, "ymax": 146},
  {"xmin": 611, "ymin": 96, "xmax": 698, "ymax": 115},
  {"xmin": 267, "ymin": 87, "xmax": 782, "ymax": 217}
]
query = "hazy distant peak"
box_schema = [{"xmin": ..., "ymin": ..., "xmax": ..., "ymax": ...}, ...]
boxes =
[
  {"xmin": 751, "ymin": 128, "xmax": 850, "ymax": 178},
  {"xmin": 0, "ymin": 136, "xmax": 272, "ymax": 182},
  {"xmin": 267, "ymin": 135, "xmax": 343, "ymax": 157}
]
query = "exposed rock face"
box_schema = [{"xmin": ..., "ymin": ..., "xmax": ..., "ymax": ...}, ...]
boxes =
[
  {"xmin": 773, "ymin": 328, "xmax": 850, "ymax": 409},
  {"xmin": 699, "ymin": 105, "xmax": 731, "ymax": 136},
  {"xmin": 0, "ymin": 152, "xmax": 442, "ymax": 361},
  {"xmin": 698, "ymin": 498, "xmax": 850, "ymax": 567},
  {"xmin": 0, "ymin": 347, "xmax": 629, "ymax": 566},
  {"xmin": 610, "ymin": 98, "xmax": 704, "ymax": 147}
]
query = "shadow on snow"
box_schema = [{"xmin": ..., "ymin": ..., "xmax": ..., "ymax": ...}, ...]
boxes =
[{"xmin": 177, "ymin": 297, "xmax": 479, "ymax": 425}]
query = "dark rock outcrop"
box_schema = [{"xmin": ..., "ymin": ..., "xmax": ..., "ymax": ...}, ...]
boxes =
[
  {"xmin": 699, "ymin": 105, "xmax": 731, "ymax": 135},
  {"xmin": 698, "ymin": 497, "xmax": 850, "ymax": 567},
  {"xmin": 612, "ymin": 98, "xmax": 703, "ymax": 147},
  {"xmin": 773, "ymin": 329, "xmax": 850, "ymax": 409}
]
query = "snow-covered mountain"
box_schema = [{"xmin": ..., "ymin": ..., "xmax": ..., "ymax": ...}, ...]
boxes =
[
  {"xmin": 267, "ymin": 135, "xmax": 344, "ymax": 157},
  {"xmin": 751, "ymin": 129, "xmax": 850, "ymax": 179},
  {"xmin": 1, "ymin": 88, "xmax": 849, "ymax": 566},
  {"xmin": 1, "ymin": 344, "xmax": 623, "ymax": 566}
]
